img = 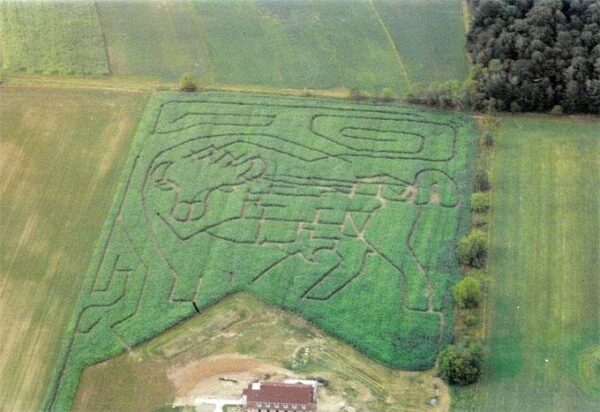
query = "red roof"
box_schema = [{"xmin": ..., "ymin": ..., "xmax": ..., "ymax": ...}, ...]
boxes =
[{"xmin": 243, "ymin": 382, "xmax": 314, "ymax": 404}]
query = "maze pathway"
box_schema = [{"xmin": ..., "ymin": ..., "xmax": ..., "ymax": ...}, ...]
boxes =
[{"xmin": 45, "ymin": 93, "xmax": 477, "ymax": 410}]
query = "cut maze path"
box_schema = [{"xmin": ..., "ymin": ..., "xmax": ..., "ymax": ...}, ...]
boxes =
[{"xmin": 46, "ymin": 91, "xmax": 477, "ymax": 411}]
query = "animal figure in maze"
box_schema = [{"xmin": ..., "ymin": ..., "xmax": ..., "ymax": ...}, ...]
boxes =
[
  {"xmin": 46, "ymin": 94, "xmax": 476, "ymax": 411},
  {"xmin": 147, "ymin": 141, "xmax": 457, "ymax": 303}
]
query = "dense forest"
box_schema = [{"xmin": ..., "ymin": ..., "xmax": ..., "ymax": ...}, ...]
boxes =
[{"xmin": 467, "ymin": 0, "xmax": 600, "ymax": 114}]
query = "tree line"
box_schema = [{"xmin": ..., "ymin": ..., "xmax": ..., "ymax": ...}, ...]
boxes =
[{"xmin": 467, "ymin": 0, "xmax": 600, "ymax": 114}]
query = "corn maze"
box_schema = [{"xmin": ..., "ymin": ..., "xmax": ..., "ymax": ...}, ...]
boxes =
[{"xmin": 45, "ymin": 93, "xmax": 477, "ymax": 410}]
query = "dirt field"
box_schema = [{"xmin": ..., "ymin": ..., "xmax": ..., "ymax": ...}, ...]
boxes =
[
  {"xmin": 74, "ymin": 293, "xmax": 448, "ymax": 411},
  {"xmin": 0, "ymin": 87, "xmax": 146, "ymax": 411}
]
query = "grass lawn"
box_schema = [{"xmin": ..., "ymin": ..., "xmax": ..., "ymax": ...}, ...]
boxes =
[
  {"xmin": 0, "ymin": 87, "xmax": 146, "ymax": 411},
  {"xmin": 468, "ymin": 116, "xmax": 600, "ymax": 411}
]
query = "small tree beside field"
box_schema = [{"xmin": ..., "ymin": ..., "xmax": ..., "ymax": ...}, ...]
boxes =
[
  {"xmin": 458, "ymin": 230, "xmax": 487, "ymax": 268},
  {"xmin": 179, "ymin": 73, "xmax": 197, "ymax": 92},
  {"xmin": 471, "ymin": 192, "xmax": 489, "ymax": 213},
  {"xmin": 379, "ymin": 87, "xmax": 394, "ymax": 102},
  {"xmin": 453, "ymin": 276, "xmax": 481, "ymax": 309},
  {"xmin": 475, "ymin": 168, "xmax": 490, "ymax": 192},
  {"xmin": 439, "ymin": 338, "xmax": 483, "ymax": 385}
]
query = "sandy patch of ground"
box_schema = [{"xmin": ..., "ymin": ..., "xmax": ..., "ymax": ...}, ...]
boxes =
[
  {"xmin": 76, "ymin": 293, "xmax": 449, "ymax": 412},
  {"xmin": 169, "ymin": 354, "xmax": 267, "ymax": 398},
  {"xmin": 169, "ymin": 354, "xmax": 348, "ymax": 411}
]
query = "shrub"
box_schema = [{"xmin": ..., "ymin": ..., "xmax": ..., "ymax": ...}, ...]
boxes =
[
  {"xmin": 471, "ymin": 192, "xmax": 489, "ymax": 213},
  {"xmin": 458, "ymin": 230, "xmax": 487, "ymax": 268},
  {"xmin": 465, "ymin": 313, "xmax": 480, "ymax": 327},
  {"xmin": 179, "ymin": 73, "xmax": 197, "ymax": 92},
  {"xmin": 510, "ymin": 102, "xmax": 522, "ymax": 113},
  {"xmin": 348, "ymin": 87, "xmax": 368, "ymax": 101},
  {"xmin": 405, "ymin": 81, "xmax": 463, "ymax": 109},
  {"xmin": 438, "ymin": 338, "xmax": 483, "ymax": 385},
  {"xmin": 550, "ymin": 105, "xmax": 564, "ymax": 116},
  {"xmin": 471, "ymin": 213, "xmax": 488, "ymax": 228},
  {"xmin": 475, "ymin": 168, "xmax": 490, "ymax": 192},
  {"xmin": 379, "ymin": 87, "xmax": 394, "ymax": 102},
  {"xmin": 453, "ymin": 276, "xmax": 481, "ymax": 309}
]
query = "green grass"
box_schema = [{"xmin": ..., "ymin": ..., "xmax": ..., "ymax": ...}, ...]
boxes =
[
  {"xmin": 0, "ymin": 87, "xmax": 146, "ymax": 411},
  {"xmin": 0, "ymin": 0, "xmax": 109, "ymax": 75},
  {"xmin": 93, "ymin": 0, "xmax": 467, "ymax": 92},
  {"xmin": 46, "ymin": 91, "xmax": 478, "ymax": 411},
  {"xmin": 469, "ymin": 116, "xmax": 600, "ymax": 411}
]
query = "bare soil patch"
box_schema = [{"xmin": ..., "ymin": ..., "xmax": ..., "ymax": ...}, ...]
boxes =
[{"xmin": 75, "ymin": 293, "xmax": 448, "ymax": 411}]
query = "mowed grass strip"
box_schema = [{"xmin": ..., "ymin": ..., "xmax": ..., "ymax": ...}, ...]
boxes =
[
  {"xmin": 0, "ymin": 0, "xmax": 109, "ymax": 75},
  {"xmin": 0, "ymin": 87, "xmax": 146, "ymax": 411},
  {"xmin": 474, "ymin": 117, "xmax": 600, "ymax": 411}
]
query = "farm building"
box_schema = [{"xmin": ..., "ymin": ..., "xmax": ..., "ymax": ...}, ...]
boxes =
[{"xmin": 242, "ymin": 381, "xmax": 317, "ymax": 412}]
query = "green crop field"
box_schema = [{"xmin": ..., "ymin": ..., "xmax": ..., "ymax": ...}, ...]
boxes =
[
  {"xmin": 95, "ymin": 0, "xmax": 209, "ymax": 81},
  {"xmin": 372, "ymin": 0, "xmax": 470, "ymax": 86},
  {"xmin": 189, "ymin": 0, "xmax": 407, "ymax": 90},
  {"xmin": 1, "ymin": 0, "xmax": 469, "ymax": 91},
  {"xmin": 45, "ymin": 92, "xmax": 477, "ymax": 410},
  {"xmin": 96, "ymin": 0, "xmax": 468, "ymax": 91},
  {"xmin": 471, "ymin": 117, "xmax": 600, "ymax": 411},
  {"xmin": 0, "ymin": 87, "xmax": 146, "ymax": 412},
  {"xmin": 0, "ymin": 0, "xmax": 109, "ymax": 75}
]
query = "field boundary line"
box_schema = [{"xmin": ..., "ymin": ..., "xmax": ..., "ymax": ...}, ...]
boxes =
[
  {"xmin": 481, "ymin": 122, "xmax": 497, "ymax": 341},
  {"xmin": 93, "ymin": 0, "xmax": 112, "ymax": 75},
  {"xmin": 1, "ymin": 82, "xmax": 150, "ymax": 94},
  {"xmin": 187, "ymin": 2, "xmax": 216, "ymax": 84},
  {"xmin": 368, "ymin": 0, "xmax": 412, "ymax": 88},
  {"xmin": 461, "ymin": 0, "xmax": 472, "ymax": 34},
  {"xmin": 473, "ymin": 117, "xmax": 498, "ymax": 407}
]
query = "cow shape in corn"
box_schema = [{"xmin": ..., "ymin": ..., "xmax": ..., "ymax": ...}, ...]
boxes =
[
  {"xmin": 51, "ymin": 96, "xmax": 471, "ymax": 412},
  {"xmin": 148, "ymin": 142, "xmax": 457, "ymax": 307}
]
